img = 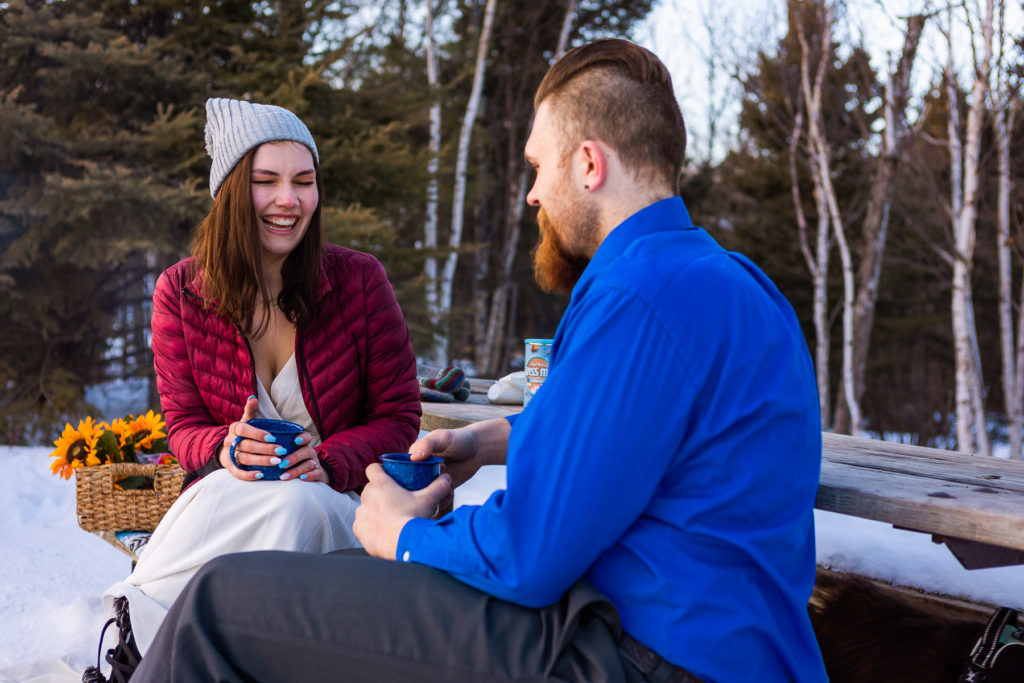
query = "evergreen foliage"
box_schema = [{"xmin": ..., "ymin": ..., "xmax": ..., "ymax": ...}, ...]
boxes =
[
  {"xmin": 0, "ymin": 0, "xmax": 431, "ymax": 443},
  {"xmin": 0, "ymin": 1, "xmax": 208, "ymax": 442}
]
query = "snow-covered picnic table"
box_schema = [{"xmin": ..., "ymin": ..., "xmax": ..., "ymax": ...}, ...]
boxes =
[{"xmin": 818, "ymin": 433, "xmax": 1024, "ymax": 569}]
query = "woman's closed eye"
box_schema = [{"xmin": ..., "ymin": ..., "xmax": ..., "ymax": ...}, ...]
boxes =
[{"xmin": 252, "ymin": 178, "xmax": 313, "ymax": 186}]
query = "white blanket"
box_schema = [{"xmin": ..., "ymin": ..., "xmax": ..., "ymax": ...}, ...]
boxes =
[{"xmin": 102, "ymin": 469, "xmax": 360, "ymax": 654}]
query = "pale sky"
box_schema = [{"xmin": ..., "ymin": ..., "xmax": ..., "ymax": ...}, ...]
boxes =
[{"xmin": 637, "ymin": 0, "xmax": 1023, "ymax": 164}]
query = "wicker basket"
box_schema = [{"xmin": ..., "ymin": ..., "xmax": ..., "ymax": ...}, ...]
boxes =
[{"xmin": 75, "ymin": 462, "xmax": 185, "ymax": 532}]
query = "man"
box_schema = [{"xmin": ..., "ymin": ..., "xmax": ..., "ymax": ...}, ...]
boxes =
[{"xmin": 133, "ymin": 39, "xmax": 827, "ymax": 682}]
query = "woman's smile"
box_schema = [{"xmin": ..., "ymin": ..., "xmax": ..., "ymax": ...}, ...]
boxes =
[{"xmin": 261, "ymin": 214, "xmax": 300, "ymax": 233}]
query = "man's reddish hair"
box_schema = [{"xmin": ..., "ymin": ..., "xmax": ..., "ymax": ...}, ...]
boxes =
[{"xmin": 534, "ymin": 38, "xmax": 686, "ymax": 191}]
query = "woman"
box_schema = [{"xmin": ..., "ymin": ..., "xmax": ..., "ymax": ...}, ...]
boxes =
[{"xmin": 102, "ymin": 98, "xmax": 421, "ymax": 656}]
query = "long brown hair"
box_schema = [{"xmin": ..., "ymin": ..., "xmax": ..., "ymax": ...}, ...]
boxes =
[{"xmin": 190, "ymin": 146, "xmax": 323, "ymax": 337}]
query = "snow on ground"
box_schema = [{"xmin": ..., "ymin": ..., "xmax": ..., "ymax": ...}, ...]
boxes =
[{"xmin": 1, "ymin": 445, "xmax": 1022, "ymax": 681}]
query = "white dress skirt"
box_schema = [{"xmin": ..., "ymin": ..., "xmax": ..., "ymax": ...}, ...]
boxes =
[{"xmin": 103, "ymin": 354, "xmax": 361, "ymax": 655}]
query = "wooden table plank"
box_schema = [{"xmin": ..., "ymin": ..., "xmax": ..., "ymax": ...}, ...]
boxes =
[
  {"xmin": 818, "ymin": 433, "xmax": 1024, "ymax": 553},
  {"xmin": 420, "ymin": 394, "xmax": 519, "ymax": 431},
  {"xmin": 823, "ymin": 433, "xmax": 1024, "ymax": 482}
]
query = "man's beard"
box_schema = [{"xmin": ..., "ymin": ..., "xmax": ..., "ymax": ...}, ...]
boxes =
[{"xmin": 533, "ymin": 204, "xmax": 597, "ymax": 294}]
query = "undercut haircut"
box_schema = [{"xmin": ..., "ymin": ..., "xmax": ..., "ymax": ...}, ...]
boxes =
[{"xmin": 534, "ymin": 38, "xmax": 686, "ymax": 192}]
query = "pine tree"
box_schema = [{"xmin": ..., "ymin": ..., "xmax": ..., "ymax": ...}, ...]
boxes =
[
  {"xmin": 0, "ymin": 0, "xmax": 430, "ymax": 442},
  {"xmin": 0, "ymin": 1, "xmax": 208, "ymax": 441}
]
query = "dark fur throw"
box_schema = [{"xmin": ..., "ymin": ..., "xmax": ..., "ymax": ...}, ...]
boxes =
[{"xmin": 809, "ymin": 572, "xmax": 989, "ymax": 683}]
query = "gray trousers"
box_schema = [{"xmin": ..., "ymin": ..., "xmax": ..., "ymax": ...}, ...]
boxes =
[{"xmin": 130, "ymin": 549, "xmax": 649, "ymax": 682}]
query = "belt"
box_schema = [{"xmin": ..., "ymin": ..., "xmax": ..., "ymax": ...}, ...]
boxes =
[{"xmin": 618, "ymin": 633, "xmax": 704, "ymax": 683}]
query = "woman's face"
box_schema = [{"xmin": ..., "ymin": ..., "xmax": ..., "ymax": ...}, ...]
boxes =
[{"xmin": 250, "ymin": 141, "xmax": 319, "ymax": 265}]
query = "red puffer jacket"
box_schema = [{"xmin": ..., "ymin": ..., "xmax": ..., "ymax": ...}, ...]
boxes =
[{"xmin": 151, "ymin": 244, "xmax": 421, "ymax": 493}]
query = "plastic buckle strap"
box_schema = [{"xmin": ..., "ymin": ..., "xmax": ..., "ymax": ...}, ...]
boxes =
[
  {"xmin": 95, "ymin": 617, "xmax": 117, "ymax": 670},
  {"xmin": 998, "ymin": 619, "xmax": 1024, "ymax": 647},
  {"xmin": 105, "ymin": 596, "xmax": 142, "ymax": 683},
  {"xmin": 958, "ymin": 607, "xmax": 1018, "ymax": 682}
]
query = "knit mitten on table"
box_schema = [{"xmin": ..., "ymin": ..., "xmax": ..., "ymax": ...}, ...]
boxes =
[{"xmin": 418, "ymin": 366, "xmax": 470, "ymax": 402}]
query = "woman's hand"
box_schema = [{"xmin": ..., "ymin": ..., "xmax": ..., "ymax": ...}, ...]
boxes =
[
  {"xmin": 218, "ymin": 396, "xmax": 267, "ymax": 480},
  {"xmin": 277, "ymin": 441, "xmax": 329, "ymax": 483},
  {"xmin": 217, "ymin": 396, "xmax": 327, "ymax": 483}
]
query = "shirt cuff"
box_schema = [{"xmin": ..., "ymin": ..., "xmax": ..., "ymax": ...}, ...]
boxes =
[
  {"xmin": 395, "ymin": 516, "xmax": 434, "ymax": 563},
  {"xmin": 506, "ymin": 413, "xmax": 520, "ymax": 427}
]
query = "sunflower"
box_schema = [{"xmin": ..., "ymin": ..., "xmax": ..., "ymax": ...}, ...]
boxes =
[
  {"xmin": 126, "ymin": 410, "xmax": 166, "ymax": 451},
  {"xmin": 107, "ymin": 417, "xmax": 133, "ymax": 450},
  {"xmin": 49, "ymin": 417, "xmax": 104, "ymax": 480}
]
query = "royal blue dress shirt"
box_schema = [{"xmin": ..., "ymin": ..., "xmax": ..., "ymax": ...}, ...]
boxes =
[{"xmin": 397, "ymin": 197, "xmax": 827, "ymax": 681}]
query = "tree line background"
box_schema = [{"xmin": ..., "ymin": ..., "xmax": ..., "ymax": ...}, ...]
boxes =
[{"xmin": 1, "ymin": 0, "xmax": 1022, "ymax": 457}]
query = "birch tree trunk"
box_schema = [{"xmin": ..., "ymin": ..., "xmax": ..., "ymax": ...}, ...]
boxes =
[
  {"xmin": 437, "ymin": 0, "xmax": 497, "ymax": 364},
  {"xmin": 481, "ymin": 163, "xmax": 528, "ymax": 375},
  {"xmin": 993, "ymin": 0, "xmax": 1022, "ymax": 459},
  {"xmin": 947, "ymin": 56, "xmax": 973, "ymax": 452},
  {"xmin": 556, "ymin": 0, "xmax": 577, "ymax": 58},
  {"xmin": 789, "ymin": 109, "xmax": 831, "ymax": 429},
  {"xmin": 422, "ymin": 0, "xmax": 443, "ymax": 365},
  {"xmin": 832, "ymin": 14, "xmax": 925, "ymax": 434},
  {"xmin": 811, "ymin": 185, "xmax": 831, "ymax": 427},
  {"xmin": 822, "ymin": 160, "xmax": 860, "ymax": 436},
  {"xmin": 967, "ymin": 288, "xmax": 991, "ymax": 456},
  {"xmin": 946, "ymin": 0, "xmax": 994, "ymax": 455},
  {"xmin": 1016, "ymin": 270, "xmax": 1024, "ymax": 459},
  {"xmin": 797, "ymin": 2, "xmax": 861, "ymax": 434},
  {"xmin": 477, "ymin": 0, "xmax": 577, "ymax": 375}
]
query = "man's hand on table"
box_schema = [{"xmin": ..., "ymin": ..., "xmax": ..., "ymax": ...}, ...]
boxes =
[
  {"xmin": 410, "ymin": 427, "xmax": 483, "ymax": 489},
  {"xmin": 411, "ymin": 418, "xmax": 512, "ymax": 486},
  {"xmin": 353, "ymin": 464, "xmax": 451, "ymax": 559}
]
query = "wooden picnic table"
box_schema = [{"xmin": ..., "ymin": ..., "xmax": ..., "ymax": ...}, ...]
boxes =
[
  {"xmin": 420, "ymin": 388, "xmax": 518, "ymax": 430},
  {"xmin": 420, "ymin": 397, "xmax": 1024, "ymax": 569},
  {"xmin": 818, "ymin": 433, "xmax": 1024, "ymax": 568},
  {"xmin": 94, "ymin": 384, "xmax": 1024, "ymax": 571}
]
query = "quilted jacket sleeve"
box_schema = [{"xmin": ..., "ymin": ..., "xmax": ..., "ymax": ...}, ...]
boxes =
[
  {"xmin": 151, "ymin": 267, "xmax": 230, "ymax": 472},
  {"xmin": 316, "ymin": 258, "xmax": 420, "ymax": 492}
]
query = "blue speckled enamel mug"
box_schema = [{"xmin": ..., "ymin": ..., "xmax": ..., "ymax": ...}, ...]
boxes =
[
  {"xmin": 230, "ymin": 418, "xmax": 304, "ymax": 481},
  {"xmin": 380, "ymin": 453, "xmax": 443, "ymax": 491}
]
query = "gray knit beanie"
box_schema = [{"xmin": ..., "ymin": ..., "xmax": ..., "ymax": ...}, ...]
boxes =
[{"xmin": 204, "ymin": 98, "xmax": 319, "ymax": 198}]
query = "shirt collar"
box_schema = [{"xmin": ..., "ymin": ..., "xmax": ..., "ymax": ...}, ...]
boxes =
[{"xmin": 573, "ymin": 196, "xmax": 695, "ymax": 296}]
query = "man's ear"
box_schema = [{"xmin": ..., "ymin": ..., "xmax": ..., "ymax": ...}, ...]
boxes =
[{"xmin": 579, "ymin": 140, "xmax": 606, "ymax": 192}]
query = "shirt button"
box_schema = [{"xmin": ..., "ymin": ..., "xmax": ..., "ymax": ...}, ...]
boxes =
[{"xmin": 402, "ymin": 551, "xmax": 411, "ymax": 562}]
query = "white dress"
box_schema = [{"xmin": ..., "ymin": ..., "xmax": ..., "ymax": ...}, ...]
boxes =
[{"xmin": 102, "ymin": 353, "xmax": 361, "ymax": 655}]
